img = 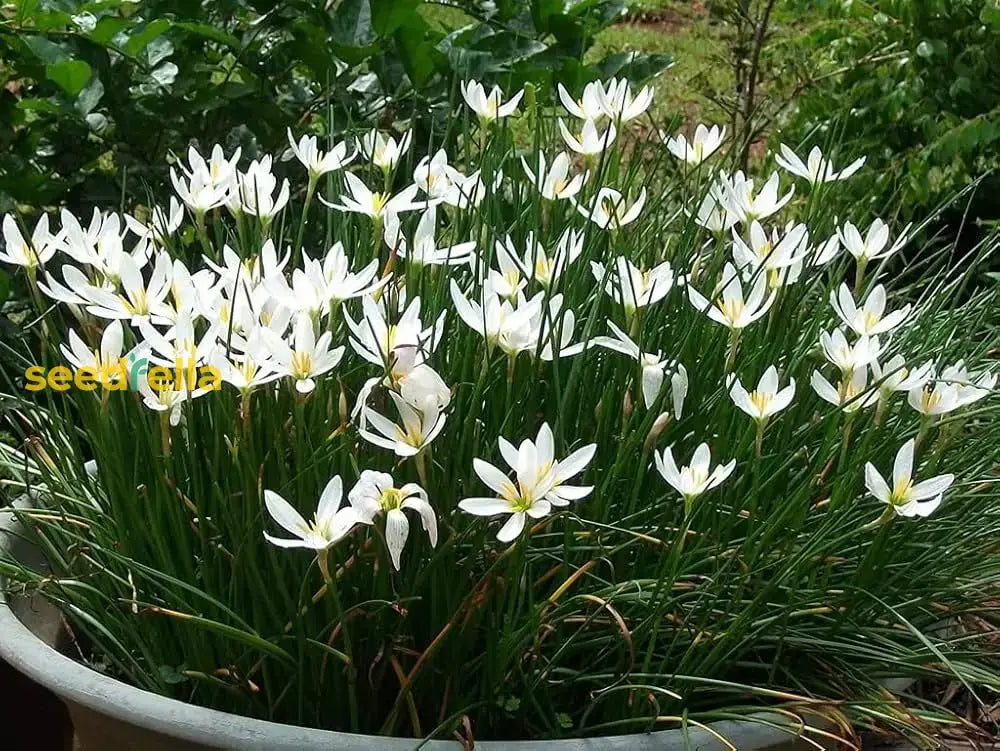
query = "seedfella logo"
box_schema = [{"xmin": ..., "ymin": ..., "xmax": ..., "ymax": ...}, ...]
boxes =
[{"xmin": 25, "ymin": 354, "xmax": 221, "ymax": 393}]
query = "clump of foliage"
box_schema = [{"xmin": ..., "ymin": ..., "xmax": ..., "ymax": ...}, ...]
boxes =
[{"xmin": 2, "ymin": 76, "xmax": 999, "ymax": 746}]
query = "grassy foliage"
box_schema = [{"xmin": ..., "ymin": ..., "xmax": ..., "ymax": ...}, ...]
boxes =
[{"xmin": 1, "ymin": 82, "xmax": 998, "ymax": 747}]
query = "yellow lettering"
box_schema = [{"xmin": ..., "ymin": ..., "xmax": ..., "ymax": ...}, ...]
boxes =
[
  {"xmin": 49, "ymin": 366, "xmax": 72, "ymax": 392},
  {"xmin": 197, "ymin": 366, "xmax": 222, "ymax": 391},
  {"xmin": 149, "ymin": 366, "xmax": 172, "ymax": 391},
  {"xmin": 75, "ymin": 366, "xmax": 98, "ymax": 392},
  {"xmin": 24, "ymin": 366, "xmax": 47, "ymax": 391}
]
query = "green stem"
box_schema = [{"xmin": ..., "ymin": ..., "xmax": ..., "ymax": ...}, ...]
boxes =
[
  {"xmin": 724, "ymin": 328, "xmax": 742, "ymax": 374},
  {"xmin": 293, "ymin": 175, "xmax": 318, "ymax": 268},
  {"xmin": 317, "ymin": 550, "xmax": 359, "ymax": 731}
]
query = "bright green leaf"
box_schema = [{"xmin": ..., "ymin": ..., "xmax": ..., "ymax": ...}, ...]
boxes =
[{"xmin": 46, "ymin": 60, "xmax": 92, "ymax": 97}]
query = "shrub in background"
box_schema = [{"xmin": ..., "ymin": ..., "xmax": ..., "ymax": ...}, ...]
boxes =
[{"xmin": 782, "ymin": 0, "xmax": 1000, "ymax": 237}]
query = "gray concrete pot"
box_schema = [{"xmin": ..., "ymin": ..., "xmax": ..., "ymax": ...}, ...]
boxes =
[{"xmin": 0, "ymin": 505, "xmax": 831, "ymax": 750}]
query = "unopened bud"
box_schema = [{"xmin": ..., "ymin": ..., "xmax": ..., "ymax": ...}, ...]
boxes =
[
  {"xmin": 622, "ymin": 391, "xmax": 633, "ymax": 421},
  {"xmin": 338, "ymin": 384, "xmax": 348, "ymax": 427},
  {"xmin": 643, "ymin": 412, "xmax": 672, "ymax": 453}
]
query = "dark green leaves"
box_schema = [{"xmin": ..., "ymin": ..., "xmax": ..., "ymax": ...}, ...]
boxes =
[{"xmin": 45, "ymin": 59, "xmax": 92, "ymax": 96}]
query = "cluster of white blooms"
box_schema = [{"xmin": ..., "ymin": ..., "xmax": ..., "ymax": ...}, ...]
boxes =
[{"xmin": 3, "ymin": 77, "xmax": 994, "ymax": 572}]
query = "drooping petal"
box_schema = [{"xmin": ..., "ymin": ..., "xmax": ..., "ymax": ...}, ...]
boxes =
[
  {"xmin": 384, "ymin": 508, "xmax": 410, "ymax": 570},
  {"xmin": 401, "ymin": 496, "xmax": 438, "ymax": 547},
  {"xmin": 496, "ymin": 511, "xmax": 527, "ymax": 543}
]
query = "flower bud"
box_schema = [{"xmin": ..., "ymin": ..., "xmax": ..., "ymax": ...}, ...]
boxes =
[{"xmin": 643, "ymin": 412, "xmax": 671, "ymax": 453}]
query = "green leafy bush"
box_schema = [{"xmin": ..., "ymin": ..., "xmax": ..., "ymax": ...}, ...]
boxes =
[
  {"xmin": 782, "ymin": 0, "xmax": 1000, "ymax": 232},
  {"xmin": 0, "ymin": 0, "xmax": 672, "ymax": 213}
]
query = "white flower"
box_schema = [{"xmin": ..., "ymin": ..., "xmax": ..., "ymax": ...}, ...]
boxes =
[
  {"xmin": 871, "ymin": 356, "xmax": 934, "ymax": 397},
  {"xmin": 137, "ymin": 376, "xmax": 210, "ymax": 426},
  {"xmin": 211, "ymin": 338, "xmax": 282, "ymax": 395},
  {"xmin": 37, "ymin": 264, "xmax": 97, "ymax": 305},
  {"xmin": 183, "ymin": 144, "xmax": 241, "ymax": 189},
  {"xmin": 591, "ymin": 256, "xmax": 673, "ymax": 314},
  {"xmin": 345, "ymin": 294, "xmax": 444, "ymax": 368},
  {"xmin": 265, "ymin": 245, "xmax": 383, "ymax": 319},
  {"xmin": 492, "ymin": 230, "xmax": 582, "ymax": 290},
  {"xmin": 413, "ymin": 150, "xmax": 458, "ymax": 199},
  {"xmin": 654, "ymin": 443, "xmax": 735, "ymax": 503},
  {"xmin": 810, "ymin": 367, "xmax": 877, "ymax": 412},
  {"xmin": 557, "ymin": 81, "xmax": 607, "ymax": 121},
  {"xmin": 686, "ymin": 262, "xmax": 775, "ymax": 330},
  {"xmin": 690, "ymin": 192, "xmax": 739, "ymax": 234},
  {"xmin": 593, "ymin": 320, "xmax": 687, "ymax": 412},
  {"xmin": 533, "ymin": 229, "xmax": 584, "ymax": 287},
  {"xmin": 775, "ymin": 144, "xmax": 865, "ymax": 184},
  {"xmin": 838, "ymin": 219, "xmax": 912, "ymax": 262},
  {"xmin": 731, "ymin": 221, "xmax": 809, "ymax": 274},
  {"xmin": 487, "ymin": 234, "xmax": 529, "ymax": 298},
  {"xmin": 459, "ymin": 423, "xmax": 595, "ymax": 543},
  {"xmin": 810, "ymin": 233, "xmax": 843, "ymax": 266},
  {"xmin": 138, "ymin": 309, "xmax": 218, "ymax": 368},
  {"xmin": 124, "ymin": 198, "xmax": 183, "ymax": 245},
  {"xmin": 908, "ymin": 362, "xmax": 995, "ymax": 415},
  {"xmin": 442, "ymin": 168, "xmax": 496, "ymax": 210},
  {"xmin": 358, "ymin": 129, "xmax": 412, "ymax": 171},
  {"xmin": 357, "ymin": 391, "xmax": 445, "ymax": 457},
  {"xmin": 720, "ymin": 171, "xmax": 794, "ymax": 223},
  {"xmin": 664, "ymin": 124, "xmax": 726, "ymax": 165},
  {"xmin": 520, "ymin": 151, "xmax": 586, "ymax": 201},
  {"xmin": 575, "ymin": 187, "xmax": 645, "ymax": 230},
  {"xmin": 558, "ymin": 119, "xmax": 617, "ymax": 156},
  {"xmin": 84, "ymin": 252, "xmax": 173, "ymax": 324},
  {"xmin": 261, "ymin": 314, "xmax": 344, "ymax": 394},
  {"xmin": 729, "ymin": 365, "xmax": 795, "ymax": 423},
  {"xmin": 519, "ymin": 294, "xmax": 586, "ymax": 361},
  {"xmin": 865, "ymin": 439, "xmax": 953, "ymax": 518},
  {"xmin": 287, "ymin": 129, "xmax": 355, "ymax": 180},
  {"xmin": 347, "ymin": 471, "xmax": 436, "ymax": 570},
  {"xmin": 384, "ymin": 207, "xmax": 476, "ymax": 267},
  {"xmin": 460, "ymin": 80, "xmax": 524, "ymax": 121},
  {"xmin": 942, "ymin": 361, "xmax": 996, "ymax": 407},
  {"xmin": 322, "ymin": 172, "xmax": 424, "ymax": 220},
  {"xmin": 171, "ymin": 168, "xmax": 229, "ymax": 215},
  {"xmin": 205, "ymin": 240, "xmax": 287, "ymax": 291},
  {"xmin": 320, "ymin": 242, "xmax": 385, "ymax": 303},
  {"xmin": 830, "ymin": 283, "xmax": 910, "ymax": 337},
  {"xmin": 450, "ymin": 281, "xmax": 542, "ymax": 355},
  {"xmin": 598, "ymin": 78, "xmax": 653, "ymax": 122},
  {"xmin": 234, "ymin": 157, "xmax": 290, "ymax": 222},
  {"xmin": 61, "ymin": 320, "xmax": 125, "ymax": 377},
  {"xmin": 819, "ymin": 329, "xmax": 881, "ymax": 374},
  {"xmin": 1, "ymin": 213, "xmax": 57, "ymax": 268},
  {"xmin": 263, "ymin": 476, "xmax": 360, "ymax": 550}
]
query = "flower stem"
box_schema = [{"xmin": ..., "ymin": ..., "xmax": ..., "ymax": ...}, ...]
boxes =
[
  {"xmin": 293, "ymin": 175, "xmax": 318, "ymax": 268},
  {"xmin": 724, "ymin": 328, "xmax": 742, "ymax": 374},
  {"xmin": 853, "ymin": 257, "xmax": 868, "ymax": 295},
  {"xmin": 317, "ymin": 549, "xmax": 359, "ymax": 731}
]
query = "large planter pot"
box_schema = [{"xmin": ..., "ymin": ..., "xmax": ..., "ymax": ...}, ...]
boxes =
[{"xmin": 0, "ymin": 505, "xmax": 832, "ymax": 751}]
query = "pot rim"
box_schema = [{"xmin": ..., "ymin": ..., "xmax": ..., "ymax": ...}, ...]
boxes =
[{"xmin": 0, "ymin": 505, "xmax": 812, "ymax": 750}]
